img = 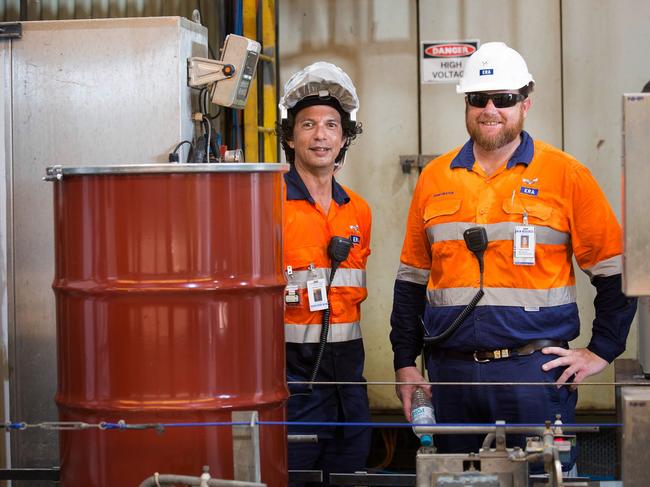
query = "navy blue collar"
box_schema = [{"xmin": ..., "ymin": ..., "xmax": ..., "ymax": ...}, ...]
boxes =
[
  {"xmin": 450, "ymin": 131, "xmax": 534, "ymax": 170},
  {"xmin": 284, "ymin": 164, "xmax": 350, "ymax": 205}
]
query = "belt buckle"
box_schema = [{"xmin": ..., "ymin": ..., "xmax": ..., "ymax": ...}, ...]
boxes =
[{"xmin": 473, "ymin": 351, "xmax": 490, "ymax": 363}]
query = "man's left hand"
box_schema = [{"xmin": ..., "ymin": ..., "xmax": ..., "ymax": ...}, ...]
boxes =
[{"xmin": 541, "ymin": 347, "xmax": 609, "ymax": 390}]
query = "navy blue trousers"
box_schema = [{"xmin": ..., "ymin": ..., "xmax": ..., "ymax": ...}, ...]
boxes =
[{"xmin": 426, "ymin": 350, "xmax": 578, "ymax": 471}]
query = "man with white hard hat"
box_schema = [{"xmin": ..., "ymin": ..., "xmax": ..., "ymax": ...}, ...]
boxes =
[
  {"xmin": 390, "ymin": 42, "xmax": 637, "ymax": 470},
  {"xmin": 278, "ymin": 61, "xmax": 371, "ymax": 485}
]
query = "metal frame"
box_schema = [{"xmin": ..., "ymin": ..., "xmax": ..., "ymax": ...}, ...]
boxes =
[{"xmin": 232, "ymin": 411, "xmax": 263, "ymax": 483}]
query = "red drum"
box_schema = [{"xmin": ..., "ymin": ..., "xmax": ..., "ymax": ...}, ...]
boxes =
[{"xmin": 47, "ymin": 164, "xmax": 289, "ymax": 486}]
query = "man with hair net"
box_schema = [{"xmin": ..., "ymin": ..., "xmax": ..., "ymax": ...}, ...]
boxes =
[{"xmin": 278, "ymin": 62, "xmax": 371, "ymax": 485}]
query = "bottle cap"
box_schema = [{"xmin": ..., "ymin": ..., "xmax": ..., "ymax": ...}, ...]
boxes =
[{"xmin": 420, "ymin": 434, "xmax": 433, "ymax": 447}]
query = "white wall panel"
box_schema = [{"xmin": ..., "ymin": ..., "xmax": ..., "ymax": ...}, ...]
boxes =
[
  {"xmin": 563, "ymin": 0, "xmax": 650, "ymax": 409},
  {"xmin": 419, "ymin": 0, "xmax": 562, "ymax": 155}
]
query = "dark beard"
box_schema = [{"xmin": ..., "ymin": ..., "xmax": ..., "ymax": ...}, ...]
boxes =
[{"xmin": 466, "ymin": 109, "xmax": 524, "ymax": 151}]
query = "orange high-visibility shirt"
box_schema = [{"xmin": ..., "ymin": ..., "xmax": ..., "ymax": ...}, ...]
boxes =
[
  {"xmin": 283, "ymin": 165, "xmax": 372, "ymax": 436},
  {"xmin": 283, "ymin": 168, "xmax": 371, "ymax": 345},
  {"xmin": 395, "ymin": 131, "xmax": 623, "ymax": 356}
]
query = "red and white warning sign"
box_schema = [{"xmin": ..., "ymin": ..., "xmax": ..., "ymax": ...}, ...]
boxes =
[{"xmin": 422, "ymin": 40, "xmax": 479, "ymax": 84}]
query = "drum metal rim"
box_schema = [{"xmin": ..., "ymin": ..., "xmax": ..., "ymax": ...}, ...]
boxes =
[{"xmin": 44, "ymin": 163, "xmax": 289, "ymax": 180}]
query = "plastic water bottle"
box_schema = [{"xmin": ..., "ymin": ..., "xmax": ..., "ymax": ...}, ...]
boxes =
[{"xmin": 411, "ymin": 388, "xmax": 435, "ymax": 447}]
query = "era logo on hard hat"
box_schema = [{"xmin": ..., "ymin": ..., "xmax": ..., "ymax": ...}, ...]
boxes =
[
  {"xmin": 423, "ymin": 43, "xmax": 477, "ymax": 58},
  {"xmin": 479, "ymin": 68, "xmax": 494, "ymax": 76}
]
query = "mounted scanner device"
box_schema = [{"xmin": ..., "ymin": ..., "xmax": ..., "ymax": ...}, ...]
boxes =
[{"xmin": 187, "ymin": 34, "xmax": 261, "ymax": 109}]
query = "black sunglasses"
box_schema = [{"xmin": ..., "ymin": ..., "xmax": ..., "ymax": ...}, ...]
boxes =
[{"xmin": 466, "ymin": 92, "xmax": 526, "ymax": 108}]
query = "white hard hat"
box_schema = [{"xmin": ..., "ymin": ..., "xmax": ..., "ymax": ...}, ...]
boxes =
[
  {"xmin": 456, "ymin": 42, "xmax": 534, "ymax": 94},
  {"xmin": 279, "ymin": 61, "xmax": 359, "ymax": 121}
]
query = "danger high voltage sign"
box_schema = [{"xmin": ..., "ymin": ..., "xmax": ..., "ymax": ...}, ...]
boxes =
[{"xmin": 422, "ymin": 40, "xmax": 479, "ymax": 84}]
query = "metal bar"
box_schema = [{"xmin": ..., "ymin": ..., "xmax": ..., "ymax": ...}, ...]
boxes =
[
  {"xmin": 242, "ymin": 0, "xmax": 259, "ymax": 161},
  {"xmin": 329, "ymin": 472, "xmax": 416, "ymax": 486},
  {"xmin": 0, "ymin": 468, "xmax": 60, "ymax": 480},
  {"xmin": 288, "ymin": 470, "xmax": 323, "ymax": 483},
  {"xmin": 288, "ymin": 380, "xmax": 650, "ymax": 387},
  {"xmin": 0, "ymin": 23, "xmax": 22, "ymax": 39},
  {"xmin": 44, "ymin": 163, "xmax": 288, "ymax": 179},
  {"xmin": 413, "ymin": 425, "xmax": 598, "ymax": 435},
  {"xmin": 287, "ymin": 434, "xmax": 318, "ymax": 443},
  {"xmin": 273, "ymin": 0, "xmax": 280, "ymax": 161},
  {"xmin": 231, "ymin": 411, "xmax": 264, "ymax": 483},
  {"xmin": 261, "ymin": 0, "xmax": 277, "ymax": 162},
  {"xmin": 250, "ymin": 412, "xmax": 261, "ymax": 483}
]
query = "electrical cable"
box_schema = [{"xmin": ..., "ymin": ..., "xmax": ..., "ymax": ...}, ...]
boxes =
[
  {"xmin": 199, "ymin": 87, "xmax": 208, "ymax": 114},
  {"xmin": 209, "ymin": 106, "xmax": 222, "ymax": 120},
  {"xmin": 307, "ymin": 237, "xmax": 353, "ymax": 393},
  {"xmin": 372, "ymin": 428, "xmax": 397, "ymax": 470},
  {"xmin": 170, "ymin": 140, "xmax": 194, "ymax": 163},
  {"xmin": 423, "ymin": 227, "xmax": 487, "ymax": 345},
  {"xmin": 423, "ymin": 290, "xmax": 485, "ymax": 345},
  {"xmin": 172, "ymin": 140, "xmax": 192, "ymax": 154},
  {"xmin": 203, "ymin": 115, "xmax": 212, "ymax": 163},
  {"xmin": 196, "ymin": 87, "xmax": 222, "ymax": 159},
  {"xmin": 202, "ymin": 114, "xmax": 217, "ymax": 164},
  {"xmin": 201, "ymin": 85, "xmax": 222, "ymax": 121}
]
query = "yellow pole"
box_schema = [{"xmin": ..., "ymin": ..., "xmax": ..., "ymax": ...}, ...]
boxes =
[
  {"xmin": 261, "ymin": 0, "xmax": 278, "ymax": 162},
  {"xmin": 243, "ymin": 0, "xmax": 259, "ymax": 162}
]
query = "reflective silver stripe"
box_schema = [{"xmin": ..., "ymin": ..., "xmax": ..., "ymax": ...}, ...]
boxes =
[
  {"xmin": 284, "ymin": 321, "xmax": 362, "ymax": 344},
  {"xmin": 287, "ymin": 268, "xmax": 366, "ymax": 288},
  {"xmin": 396, "ymin": 263, "xmax": 430, "ymax": 285},
  {"xmin": 427, "ymin": 286, "xmax": 576, "ymax": 308},
  {"xmin": 583, "ymin": 255, "xmax": 622, "ymax": 278},
  {"xmin": 426, "ymin": 222, "xmax": 569, "ymax": 246}
]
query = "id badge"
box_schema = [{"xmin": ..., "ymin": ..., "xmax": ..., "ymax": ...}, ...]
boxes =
[
  {"xmin": 306, "ymin": 278, "xmax": 328, "ymax": 311},
  {"xmin": 284, "ymin": 284, "xmax": 300, "ymax": 306},
  {"xmin": 514, "ymin": 226, "xmax": 535, "ymax": 265}
]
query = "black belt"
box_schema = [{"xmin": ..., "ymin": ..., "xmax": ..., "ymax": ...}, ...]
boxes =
[{"xmin": 438, "ymin": 339, "xmax": 566, "ymax": 363}]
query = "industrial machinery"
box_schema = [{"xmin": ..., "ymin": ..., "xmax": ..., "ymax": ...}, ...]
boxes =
[
  {"xmin": 413, "ymin": 421, "xmax": 585, "ymax": 487},
  {"xmin": 619, "ymin": 92, "xmax": 650, "ymax": 487},
  {"xmin": 622, "ymin": 93, "xmax": 650, "ymax": 368},
  {"xmin": 188, "ymin": 33, "xmax": 261, "ymax": 109}
]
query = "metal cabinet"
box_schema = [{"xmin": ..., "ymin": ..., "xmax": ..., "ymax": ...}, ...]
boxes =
[{"xmin": 1, "ymin": 16, "xmax": 206, "ymax": 471}]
